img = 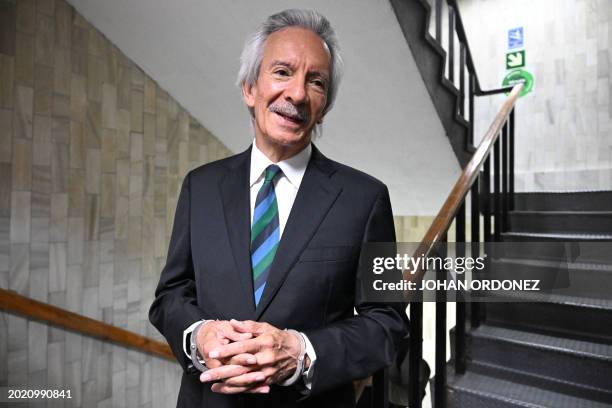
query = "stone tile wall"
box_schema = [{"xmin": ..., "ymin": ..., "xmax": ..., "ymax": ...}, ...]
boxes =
[{"xmin": 0, "ymin": 0, "xmax": 233, "ymax": 406}]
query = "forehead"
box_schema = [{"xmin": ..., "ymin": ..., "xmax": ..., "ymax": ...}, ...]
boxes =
[{"xmin": 262, "ymin": 27, "xmax": 331, "ymax": 72}]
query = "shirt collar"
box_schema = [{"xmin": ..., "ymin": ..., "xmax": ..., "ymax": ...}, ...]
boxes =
[{"xmin": 250, "ymin": 140, "xmax": 312, "ymax": 189}]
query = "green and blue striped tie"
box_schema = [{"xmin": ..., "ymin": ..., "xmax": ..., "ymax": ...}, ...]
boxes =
[{"xmin": 251, "ymin": 165, "xmax": 282, "ymax": 306}]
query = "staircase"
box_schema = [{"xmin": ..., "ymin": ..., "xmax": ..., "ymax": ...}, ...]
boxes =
[
  {"xmin": 390, "ymin": 0, "xmax": 473, "ymax": 167},
  {"xmin": 388, "ymin": 1, "xmax": 612, "ymax": 406},
  {"xmin": 448, "ymin": 191, "xmax": 612, "ymax": 407}
]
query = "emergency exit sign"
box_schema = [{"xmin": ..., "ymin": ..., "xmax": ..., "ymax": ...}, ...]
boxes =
[{"xmin": 506, "ymin": 50, "xmax": 525, "ymax": 69}]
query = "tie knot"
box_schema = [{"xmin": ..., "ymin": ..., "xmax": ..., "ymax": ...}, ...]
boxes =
[{"xmin": 264, "ymin": 165, "xmax": 282, "ymax": 183}]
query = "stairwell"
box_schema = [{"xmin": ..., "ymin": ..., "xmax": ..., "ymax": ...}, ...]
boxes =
[
  {"xmin": 448, "ymin": 191, "xmax": 612, "ymax": 407},
  {"xmin": 388, "ymin": 0, "xmax": 612, "ymax": 405}
]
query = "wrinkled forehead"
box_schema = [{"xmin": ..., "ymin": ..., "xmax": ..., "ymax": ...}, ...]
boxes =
[{"xmin": 262, "ymin": 27, "xmax": 331, "ymax": 73}]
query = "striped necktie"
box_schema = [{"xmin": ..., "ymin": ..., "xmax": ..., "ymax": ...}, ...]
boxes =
[{"xmin": 251, "ymin": 165, "xmax": 282, "ymax": 306}]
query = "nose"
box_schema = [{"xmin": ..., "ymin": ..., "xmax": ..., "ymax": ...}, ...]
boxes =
[{"xmin": 285, "ymin": 77, "xmax": 307, "ymax": 105}]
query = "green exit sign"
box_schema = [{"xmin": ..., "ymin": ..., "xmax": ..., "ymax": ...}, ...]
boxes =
[{"xmin": 506, "ymin": 50, "xmax": 525, "ymax": 69}]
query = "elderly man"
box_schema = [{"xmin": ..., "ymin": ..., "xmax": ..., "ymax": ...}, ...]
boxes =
[{"xmin": 149, "ymin": 8, "xmax": 408, "ymax": 407}]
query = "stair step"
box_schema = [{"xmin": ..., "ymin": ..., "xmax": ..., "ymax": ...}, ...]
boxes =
[
  {"xmin": 509, "ymin": 211, "xmax": 612, "ymax": 234},
  {"xmin": 500, "ymin": 232, "xmax": 612, "ymax": 263},
  {"xmin": 389, "ymin": 0, "xmax": 472, "ymax": 166},
  {"xmin": 485, "ymin": 293, "xmax": 612, "ymax": 344},
  {"xmin": 468, "ymin": 325, "xmax": 612, "ymax": 401},
  {"xmin": 514, "ymin": 191, "xmax": 612, "ymax": 211},
  {"xmin": 448, "ymin": 370, "xmax": 611, "ymax": 408},
  {"xmin": 487, "ymin": 258, "xmax": 612, "ymax": 298},
  {"xmin": 502, "ymin": 232, "xmax": 612, "ymax": 241}
]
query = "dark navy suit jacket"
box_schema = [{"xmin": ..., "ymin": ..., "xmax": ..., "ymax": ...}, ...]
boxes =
[{"xmin": 149, "ymin": 145, "xmax": 408, "ymax": 407}]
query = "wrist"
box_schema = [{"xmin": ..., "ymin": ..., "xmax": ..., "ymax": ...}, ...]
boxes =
[
  {"xmin": 279, "ymin": 329, "xmax": 305, "ymax": 386},
  {"xmin": 190, "ymin": 321, "xmax": 209, "ymax": 372},
  {"xmin": 284, "ymin": 329, "xmax": 303, "ymax": 358}
]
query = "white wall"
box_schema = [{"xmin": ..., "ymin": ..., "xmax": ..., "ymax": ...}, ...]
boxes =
[{"xmin": 67, "ymin": 0, "xmax": 462, "ymax": 215}]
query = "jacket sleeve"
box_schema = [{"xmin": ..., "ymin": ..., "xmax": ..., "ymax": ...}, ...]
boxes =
[
  {"xmin": 303, "ymin": 186, "xmax": 409, "ymax": 395},
  {"xmin": 149, "ymin": 172, "xmax": 208, "ymax": 372}
]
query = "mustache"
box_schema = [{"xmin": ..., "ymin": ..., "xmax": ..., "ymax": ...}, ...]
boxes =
[{"xmin": 269, "ymin": 102, "xmax": 309, "ymax": 123}]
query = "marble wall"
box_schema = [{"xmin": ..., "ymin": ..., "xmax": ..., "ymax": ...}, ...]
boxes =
[
  {"xmin": 0, "ymin": 0, "xmax": 233, "ymax": 406},
  {"xmin": 456, "ymin": 0, "xmax": 612, "ymax": 191}
]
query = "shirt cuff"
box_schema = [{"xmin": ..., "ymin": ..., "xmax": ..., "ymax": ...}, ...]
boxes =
[
  {"xmin": 301, "ymin": 332, "xmax": 317, "ymax": 389},
  {"xmin": 183, "ymin": 320, "xmax": 208, "ymax": 359}
]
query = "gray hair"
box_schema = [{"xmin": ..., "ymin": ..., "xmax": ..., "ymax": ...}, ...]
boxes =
[{"xmin": 237, "ymin": 9, "xmax": 343, "ymax": 130}]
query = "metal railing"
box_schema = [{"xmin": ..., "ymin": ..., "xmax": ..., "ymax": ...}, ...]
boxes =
[
  {"xmin": 403, "ymin": 1, "xmax": 524, "ymax": 407},
  {"xmin": 406, "ymin": 84, "xmax": 521, "ymax": 408}
]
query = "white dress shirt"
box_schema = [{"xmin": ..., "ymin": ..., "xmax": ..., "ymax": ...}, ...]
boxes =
[{"xmin": 183, "ymin": 141, "xmax": 317, "ymax": 388}]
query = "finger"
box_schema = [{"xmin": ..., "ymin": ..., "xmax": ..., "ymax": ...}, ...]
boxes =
[
  {"xmin": 230, "ymin": 319, "xmax": 266, "ymax": 334},
  {"xmin": 221, "ymin": 330, "xmax": 253, "ymax": 342},
  {"xmin": 203, "ymin": 358, "xmax": 223, "ymax": 369},
  {"xmin": 209, "ymin": 338, "xmax": 261, "ymax": 359},
  {"xmin": 254, "ymin": 350, "xmax": 276, "ymax": 366},
  {"xmin": 227, "ymin": 353, "xmax": 258, "ymax": 366},
  {"xmin": 210, "ymin": 383, "xmax": 252, "ymax": 394},
  {"xmin": 211, "ymin": 382, "xmax": 270, "ymax": 394},
  {"xmin": 201, "ymin": 339, "xmax": 228, "ymax": 357},
  {"xmin": 222, "ymin": 371, "xmax": 266, "ymax": 387},
  {"xmin": 244, "ymin": 385, "xmax": 270, "ymax": 394},
  {"xmin": 200, "ymin": 365, "xmax": 251, "ymax": 383},
  {"xmin": 261, "ymin": 366, "xmax": 280, "ymax": 385}
]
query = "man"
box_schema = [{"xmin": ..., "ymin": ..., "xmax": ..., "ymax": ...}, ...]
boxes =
[{"xmin": 149, "ymin": 9, "xmax": 408, "ymax": 407}]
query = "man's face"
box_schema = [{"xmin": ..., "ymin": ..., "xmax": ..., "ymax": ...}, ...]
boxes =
[{"xmin": 243, "ymin": 27, "xmax": 331, "ymax": 150}]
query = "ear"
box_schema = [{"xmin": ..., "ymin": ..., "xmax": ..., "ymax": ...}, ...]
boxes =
[{"xmin": 242, "ymin": 81, "xmax": 256, "ymax": 109}]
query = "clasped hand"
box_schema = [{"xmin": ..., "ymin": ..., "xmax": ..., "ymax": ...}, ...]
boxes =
[{"xmin": 196, "ymin": 319, "xmax": 302, "ymax": 394}]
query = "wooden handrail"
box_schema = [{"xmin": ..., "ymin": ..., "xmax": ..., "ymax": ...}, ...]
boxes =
[
  {"xmin": 404, "ymin": 83, "xmax": 523, "ymax": 281},
  {"xmin": 0, "ymin": 288, "xmax": 174, "ymax": 361}
]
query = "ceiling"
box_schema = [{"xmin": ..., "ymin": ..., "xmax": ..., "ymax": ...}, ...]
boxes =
[{"xmin": 68, "ymin": 0, "xmax": 460, "ymax": 216}]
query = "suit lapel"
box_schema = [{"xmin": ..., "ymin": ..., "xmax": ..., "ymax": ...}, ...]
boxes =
[
  {"xmin": 255, "ymin": 146, "xmax": 342, "ymax": 319},
  {"xmin": 218, "ymin": 147, "xmax": 256, "ymax": 316}
]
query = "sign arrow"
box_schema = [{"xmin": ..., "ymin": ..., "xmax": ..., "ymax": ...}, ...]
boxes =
[
  {"xmin": 508, "ymin": 53, "xmax": 522, "ymax": 67},
  {"xmin": 506, "ymin": 50, "xmax": 525, "ymax": 69}
]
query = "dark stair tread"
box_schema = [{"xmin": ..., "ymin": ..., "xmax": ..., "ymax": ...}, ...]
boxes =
[
  {"xmin": 449, "ymin": 371, "xmax": 612, "ymax": 408},
  {"xmin": 503, "ymin": 231, "xmax": 612, "ymax": 240},
  {"xmin": 494, "ymin": 257, "xmax": 612, "ymax": 271},
  {"xmin": 519, "ymin": 190, "xmax": 612, "ymax": 192},
  {"xmin": 471, "ymin": 325, "xmax": 612, "ymax": 361},
  {"xmin": 467, "ymin": 360, "xmax": 612, "ymax": 405},
  {"xmin": 511, "ymin": 210, "xmax": 612, "ymax": 215},
  {"xmin": 489, "ymin": 291, "xmax": 612, "ymax": 310},
  {"xmin": 514, "ymin": 191, "xmax": 612, "ymax": 211}
]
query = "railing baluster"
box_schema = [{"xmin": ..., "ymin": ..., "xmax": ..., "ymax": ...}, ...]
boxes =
[
  {"xmin": 469, "ymin": 73, "xmax": 475, "ymax": 147},
  {"xmin": 493, "ymin": 137, "xmax": 501, "ymax": 241},
  {"xmin": 448, "ymin": 3, "xmax": 455, "ymax": 83},
  {"xmin": 455, "ymin": 203, "xmax": 466, "ymax": 374},
  {"xmin": 409, "ymin": 302, "xmax": 423, "ymax": 408},
  {"xmin": 459, "ymin": 43, "xmax": 466, "ymax": 118},
  {"xmin": 435, "ymin": 0, "xmax": 442, "ymax": 43},
  {"xmin": 434, "ymin": 234, "xmax": 448, "ymax": 408},
  {"xmin": 470, "ymin": 179, "xmax": 480, "ymax": 328},
  {"xmin": 483, "ymin": 156, "xmax": 491, "ymax": 243},
  {"xmin": 502, "ymin": 121, "xmax": 509, "ymax": 232},
  {"xmin": 509, "ymin": 108, "xmax": 515, "ymax": 211}
]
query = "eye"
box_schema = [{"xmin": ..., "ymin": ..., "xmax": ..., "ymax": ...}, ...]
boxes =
[
  {"xmin": 274, "ymin": 68, "xmax": 290, "ymax": 76},
  {"xmin": 311, "ymin": 78, "xmax": 326, "ymax": 90}
]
